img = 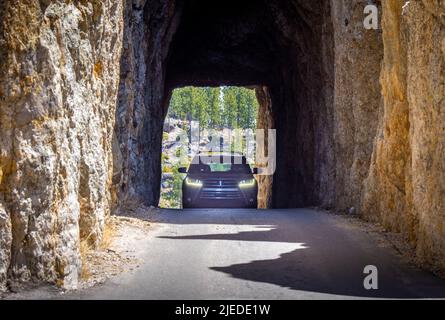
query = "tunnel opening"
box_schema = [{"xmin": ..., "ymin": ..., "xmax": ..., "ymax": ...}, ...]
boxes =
[{"xmin": 159, "ymin": 86, "xmax": 272, "ymax": 209}]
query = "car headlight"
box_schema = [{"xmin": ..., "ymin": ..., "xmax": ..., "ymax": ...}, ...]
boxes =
[
  {"xmin": 185, "ymin": 177, "xmax": 203, "ymax": 187},
  {"xmin": 239, "ymin": 179, "xmax": 256, "ymax": 188}
]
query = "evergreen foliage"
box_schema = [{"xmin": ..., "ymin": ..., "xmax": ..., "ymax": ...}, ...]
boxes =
[{"xmin": 168, "ymin": 86, "xmax": 258, "ymax": 130}]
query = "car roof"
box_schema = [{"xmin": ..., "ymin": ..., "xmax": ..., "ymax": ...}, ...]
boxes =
[
  {"xmin": 197, "ymin": 152, "xmax": 244, "ymax": 157},
  {"xmin": 191, "ymin": 153, "xmax": 248, "ymax": 164}
]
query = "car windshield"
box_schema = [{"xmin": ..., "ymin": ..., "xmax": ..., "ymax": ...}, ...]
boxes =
[{"xmin": 188, "ymin": 156, "xmax": 252, "ymax": 174}]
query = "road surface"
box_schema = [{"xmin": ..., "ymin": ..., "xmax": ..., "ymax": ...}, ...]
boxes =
[{"xmin": 61, "ymin": 208, "xmax": 445, "ymax": 300}]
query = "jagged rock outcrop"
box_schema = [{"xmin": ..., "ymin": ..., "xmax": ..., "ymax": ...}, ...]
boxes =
[
  {"xmin": 114, "ymin": 0, "xmax": 181, "ymax": 207},
  {"xmin": 0, "ymin": 0, "xmax": 124, "ymax": 290},
  {"xmin": 321, "ymin": 0, "xmax": 445, "ymax": 274},
  {"xmin": 255, "ymin": 86, "xmax": 274, "ymax": 209},
  {"xmin": 363, "ymin": 0, "xmax": 445, "ymax": 273}
]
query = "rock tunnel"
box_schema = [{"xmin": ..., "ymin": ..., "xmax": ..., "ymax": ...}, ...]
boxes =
[
  {"xmin": 1, "ymin": 0, "xmax": 445, "ymax": 289},
  {"xmin": 117, "ymin": 0, "xmax": 338, "ymax": 209}
]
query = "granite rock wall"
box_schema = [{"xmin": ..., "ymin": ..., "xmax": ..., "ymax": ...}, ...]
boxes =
[{"xmin": 0, "ymin": 0, "xmax": 124, "ymax": 290}]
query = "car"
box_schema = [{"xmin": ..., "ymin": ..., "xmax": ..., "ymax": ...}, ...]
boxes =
[{"xmin": 178, "ymin": 153, "xmax": 259, "ymax": 209}]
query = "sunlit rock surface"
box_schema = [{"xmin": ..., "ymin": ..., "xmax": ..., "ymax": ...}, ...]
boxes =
[
  {"xmin": 363, "ymin": 0, "xmax": 445, "ymax": 273},
  {"xmin": 0, "ymin": 0, "xmax": 124, "ymax": 289}
]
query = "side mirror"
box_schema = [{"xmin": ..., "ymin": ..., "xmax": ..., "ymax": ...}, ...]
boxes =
[
  {"xmin": 178, "ymin": 167, "xmax": 188, "ymax": 174},
  {"xmin": 252, "ymin": 168, "xmax": 259, "ymax": 175}
]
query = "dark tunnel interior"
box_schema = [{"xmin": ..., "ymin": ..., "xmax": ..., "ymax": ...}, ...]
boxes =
[
  {"xmin": 163, "ymin": 0, "xmax": 334, "ymax": 208},
  {"xmin": 118, "ymin": 0, "xmax": 335, "ymax": 208}
]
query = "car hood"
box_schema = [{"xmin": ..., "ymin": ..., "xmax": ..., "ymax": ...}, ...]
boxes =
[{"xmin": 187, "ymin": 173, "xmax": 255, "ymax": 180}]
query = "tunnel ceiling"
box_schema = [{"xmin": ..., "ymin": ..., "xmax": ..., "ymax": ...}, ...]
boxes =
[{"xmin": 165, "ymin": 0, "xmax": 327, "ymax": 89}]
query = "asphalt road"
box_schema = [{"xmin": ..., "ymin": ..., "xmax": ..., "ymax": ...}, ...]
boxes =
[{"xmin": 70, "ymin": 208, "xmax": 445, "ymax": 299}]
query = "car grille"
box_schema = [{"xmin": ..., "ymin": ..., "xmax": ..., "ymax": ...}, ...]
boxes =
[{"xmin": 199, "ymin": 179, "xmax": 242, "ymax": 200}]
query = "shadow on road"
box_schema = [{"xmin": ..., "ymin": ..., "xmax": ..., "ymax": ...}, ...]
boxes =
[{"xmin": 157, "ymin": 209, "xmax": 445, "ymax": 299}]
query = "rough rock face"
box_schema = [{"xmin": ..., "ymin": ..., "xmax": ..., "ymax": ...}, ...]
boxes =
[
  {"xmin": 0, "ymin": 0, "xmax": 124, "ymax": 290},
  {"xmin": 320, "ymin": 0, "xmax": 445, "ymax": 274},
  {"xmin": 255, "ymin": 86, "xmax": 274, "ymax": 209},
  {"xmin": 363, "ymin": 0, "xmax": 445, "ymax": 273},
  {"xmin": 326, "ymin": 0, "xmax": 384, "ymax": 211},
  {"xmin": 114, "ymin": 0, "xmax": 181, "ymax": 207}
]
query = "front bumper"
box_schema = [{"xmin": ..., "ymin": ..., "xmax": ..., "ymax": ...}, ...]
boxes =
[{"xmin": 182, "ymin": 183, "xmax": 258, "ymax": 208}]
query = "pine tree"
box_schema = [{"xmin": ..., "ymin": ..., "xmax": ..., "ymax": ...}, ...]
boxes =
[
  {"xmin": 208, "ymin": 87, "xmax": 221, "ymax": 128},
  {"xmin": 222, "ymin": 86, "xmax": 239, "ymax": 129}
]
